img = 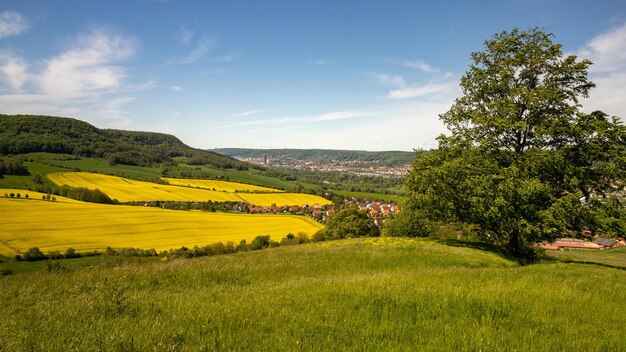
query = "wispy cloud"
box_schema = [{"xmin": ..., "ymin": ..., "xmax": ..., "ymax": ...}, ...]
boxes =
[
  {"xmin": 178, "ymin": 34, "xmax": 216, "ymax": 64},
  {"xmin": 0, "ymin": 10, "xmax": 29, "ymax": 39},
  {"xmin": 171, "ymin": 85, "xmax": 183, "ymax": 92},
  {"xmin": 214, "ymin": 53, "xmax": 238, "ymax": 63},
  {"xmin": 388, "ymin": 81, "xmax": 458, "ymax": 99},
  {"xmin": 226, "ymin": 110, "xmax": 373, "ymax": 128},
  {"xmin": 388, "ymin": 58, "xmax": 440, "ymax": 73},
  {"xmin": 177, "ymin": 26, "xmax": 194, "ymax": 45},
  {"xmin": 0, "ymin": 29, "xmax": 146, "ymax": 126},
  {"xmin": 308, "ymin": 60, "xmax": 329, "ymax": 65},
  {"xmin": 370, "ymin": 73, "xmax": 406, "ymax": 87},
  {"xmin": 576, "ymin": 21, "xmax": 626, "ymax": 119},
  {"xmin": 232, "ymin": 110, "xmax": 263, "ymax": 118}
]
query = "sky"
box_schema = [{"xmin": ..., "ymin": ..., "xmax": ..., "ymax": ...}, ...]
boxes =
[{"xmin": 1, "ymin": 0, "xmax": 625, "ymax": 151}]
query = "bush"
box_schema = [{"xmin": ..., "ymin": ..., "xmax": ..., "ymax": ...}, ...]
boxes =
[
  {"xmin": 250, "ymin": 235, "xmax": 271, "ymax": 250},
  {"xmin": 64, "ymin": 247, "xmax": 80, "ymax": 259},
  {"xmin": 23, "ymin": 247, "xmax": 46, "ymax": 262},
  {"xmin": 1, "ymin": 268, "xmax": 14, "ymax": 276},
  {"xmin": 48, "ymin": 251, "xmax": 63, "ymax": 260},
  {"xmin": 311, "ymin": 230, "xmax": 326, "ymax": 242}
]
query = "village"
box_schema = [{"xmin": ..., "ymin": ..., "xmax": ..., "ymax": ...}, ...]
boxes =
[{"xmin": 239, "ymin": 198, "xmax": 400, "ymax": 225}]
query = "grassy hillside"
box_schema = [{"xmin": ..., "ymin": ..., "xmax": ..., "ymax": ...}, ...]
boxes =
[
  {"xmin": 0, "ymin": 114, "xmax": 249, "ymax": 170},
  {"xmin": 0, "ymin": 191, "xmax": 323, "ymax": 257},
  {"xmin": 0, "ymin": 238, "xmax": 624, "ymax": 351}
]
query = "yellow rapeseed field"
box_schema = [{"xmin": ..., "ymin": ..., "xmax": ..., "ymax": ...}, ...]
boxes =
[
  {"xmin": 163, "ymin": 177, "xmax": 282, "ymax": 193},
  {"xmin": 0, "ymin": 192, "xmax": 324, "ymax": 257},
  {"xmin": 48, "ymin": 172, "xmax": 243, "ymax": 203},
  {"xmin": 48, "ymin": 172, "xmax": 331, "ymax": 206}
]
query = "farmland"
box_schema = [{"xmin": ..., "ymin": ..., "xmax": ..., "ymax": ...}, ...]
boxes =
[
  {"xmin": 47, "ymin": 172, "xmax": 331, "ymax": 206},
  {"xmin": 0, "ymin": 192, "xmax": 323, "ymax": 257},
  {"xmin": 1, "ymin": 237, "xmax": 625, "ymax": 351},
  {"xmin": 163, "ymin": 177, "xmax": 283, "ymax": 193}
]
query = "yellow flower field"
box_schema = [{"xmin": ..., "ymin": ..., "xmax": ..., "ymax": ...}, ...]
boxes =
[
  {"xmin": 48, "ymin": 172, "xmax": 330, "ymax": 206},
  {"xmin": 0, "ymin": 193, "xmax": 324, "ymax": 257},
  {"xmin": 163, "ymin": 177, "xmax": 282, "ymax": 193}
]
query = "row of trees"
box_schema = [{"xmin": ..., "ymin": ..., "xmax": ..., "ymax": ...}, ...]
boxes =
[{"xmin": 384, "ymin": 28, "xmax": 626, "ymax": 258}]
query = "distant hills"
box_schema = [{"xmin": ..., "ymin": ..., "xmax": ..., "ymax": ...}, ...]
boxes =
[
  {"xmin": 0, "ymin": 115, "xmax": 250, "ymax": 170},
  {"xmin": 213, "ymin": 148, "xmax": 417, "ymax": 167}
]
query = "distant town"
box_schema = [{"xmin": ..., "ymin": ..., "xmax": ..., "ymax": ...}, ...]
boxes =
[{"xmin": 233, "ymin": 155, "xmax": 411, "ymax": 177}]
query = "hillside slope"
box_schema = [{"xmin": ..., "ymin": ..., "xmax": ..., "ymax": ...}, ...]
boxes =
[
  {"xmin": 1, "ymin": 238, "xmax": 624, "ymax": 351},
  {"xmin": 0, "ymin": 115, "xmax": 249, "ymax": 170}
]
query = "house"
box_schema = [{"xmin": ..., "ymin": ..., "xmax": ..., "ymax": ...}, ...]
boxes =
[{"xmin": 594, "ymin": 238, "xmax": 617, "ymax": 248}]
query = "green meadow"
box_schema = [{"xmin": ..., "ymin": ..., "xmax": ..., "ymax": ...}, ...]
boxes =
[{"xmin": 1, "ymin": 237, "xmax": 624, "ymax": 351}]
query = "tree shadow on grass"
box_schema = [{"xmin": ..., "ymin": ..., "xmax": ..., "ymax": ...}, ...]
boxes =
[
  {"xmin": 545, "ymin": 257, "xmax": 626, "ymax": 271},
  {"xmin": 435, "ymin": 239, "xmax": 523, "ymax": 263}
]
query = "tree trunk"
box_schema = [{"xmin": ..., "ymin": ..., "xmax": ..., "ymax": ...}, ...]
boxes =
[{"xmin": 507, "ymin": 230, "xmax": 519, "ymax": 257}]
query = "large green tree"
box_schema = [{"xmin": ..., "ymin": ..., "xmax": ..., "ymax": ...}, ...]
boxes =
[{"xmin": 390, "ymin": 28, "xmax": 626, "ymax": 257}]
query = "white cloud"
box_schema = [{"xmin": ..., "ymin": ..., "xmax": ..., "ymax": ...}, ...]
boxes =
[
  {"xmin": 0, "ymin": 53, "xmax": 29, "ymax": 92},
  {"xmin": 171, "ymin": 85, "xmax": 183, "ymax": 92},
  {"xmin": 178, "ymin": 35, "xmax": 216, "ymax": 64},
  {"xmin": 178, "ymin": 26, "xmax": 194, "ymax": 45},
  {"xmin": 39, "ymin": 30, "xmax": 136, "ymax": 100},
  {"xmin": 0, "ymin": 10, "xmax": 29, "ymax": 39},
  {"xmin": 226, "ymin": 110, "xmax": 373, "ymax": 128},
  {"xmin": 370, "ymin": 73, "xmax": 406, "ymax": 87},
  {"xmin": 389, "ymin": 59, "xmax": 439, "ymax": 73},
  {"xmin": 232, "ymin": 110, "xmax": 263, "ymax": 118},
  {"xmin": 577, "ymin": 21, "xmax": 626, "ymax": 119},
  {"xmin": 0, "ymin": 29, "xmax": 143, "ymax": 127},
  {"xmin": 577, "ymin": 22, "xmax": 626, "ymax": 74},
  {"xmin": 388, "ymin": 81, "xmax": 458, "ymax": 100}
]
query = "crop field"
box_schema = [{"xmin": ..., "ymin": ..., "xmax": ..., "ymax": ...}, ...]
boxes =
[
  {"xmin": 163, "ymin": 177, "xmax": 282, "ymax": 193},
  {"xmin": 0, "ymin": 192, "xmax": 323, "ymax": 257},
  {"xmin": 48, "ymin": 172, "xmax": 330, "ymax": 206},
  {"xmin": 1, "ymin": 237, "xmax": 625, "ymax": 351}
]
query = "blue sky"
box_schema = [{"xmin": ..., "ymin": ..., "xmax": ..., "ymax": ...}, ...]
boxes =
[{"xmin": 1, "ymin": 0, "xmax": 625, "ymax": 151}]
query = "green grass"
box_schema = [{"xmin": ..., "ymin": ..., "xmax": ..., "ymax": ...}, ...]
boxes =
[
  {"xmin": 548, "ymin": 246, "xmax": 626, "ymax": 268},
  {"xmin": 0, "ymin": 153, "xmax": 163, "ymax": 189},
  {"xmin": 1, "ymin": 237, "xmax": 625, "ymax": 351}
]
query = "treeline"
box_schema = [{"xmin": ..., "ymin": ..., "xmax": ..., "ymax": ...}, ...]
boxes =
[
  {"xmin": 13, "ymin": 232, "xmax": 313, "ymax": 265},
  {"xmin": 0, "ymin": 156, "xmax": 29, "ymax": 177},
  {"xmin": 124, "ymin": 200, "xmax": 244, "ymax": 212},
  {"xmin": 263, "ymin": 168, "xmax": 405, "ymax": 194},
  {"xmin": 27, "ymin": 184, "xmax": 116, "ymax": 204},
  {"xmin": 0, "ymin": 114, "xmax": 252, "ymax": 170}
]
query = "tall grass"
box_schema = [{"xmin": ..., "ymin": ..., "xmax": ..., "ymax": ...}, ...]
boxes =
[{"xmin": 1, "ymin": 238, "xmax": 624, "ymax": 351}]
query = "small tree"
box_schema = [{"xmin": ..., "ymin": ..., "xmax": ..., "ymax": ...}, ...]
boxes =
[
  {"xmin": 318, "ymin": 206, "xmax": 372, "ymax": 240},
  {"xmin": 23, "ymin": 247, "xmax": 46, "ymax": 261}
]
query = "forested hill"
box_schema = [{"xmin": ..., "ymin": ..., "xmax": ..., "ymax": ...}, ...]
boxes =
[
  {"xmin": 213, "ymin": 148, "xmax": 417, "ymax": 167},
  {"xmin": 0, "ymin": 115, "xmax": 251, "ymax": 169}
]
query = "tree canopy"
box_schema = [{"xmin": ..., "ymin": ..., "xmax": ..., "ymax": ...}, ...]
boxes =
[{"xmin": 388, "ymin": 28, "xmax": 626, "ymax": 257}]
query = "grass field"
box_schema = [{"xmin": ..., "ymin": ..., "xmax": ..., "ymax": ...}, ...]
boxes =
[
  {"xmin": 48, "ymin": 172, "xmax": 331, "ymax": 206},
  {"xmin": 0, "ymin": 192, "xmax": 323, "ymax": 257},
  {"xmin": 548, "ymin": 246, "xmax": 626, "ymax": 268},
  {"xmin": 163, "ymin": 177, "xmax": 282, "ymax": 193},
  {"xmin": 0, "ymin": 237, "xmax": 624, "ymax": 351}
]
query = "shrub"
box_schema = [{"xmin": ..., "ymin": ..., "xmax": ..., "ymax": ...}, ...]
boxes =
[
  {"xmin": 251, "ymin": 235, "xmax": 271, "ymax": 250},
  {"xmin": 23, "ymin": 247, "xmax": 46, "ymax": 262}
]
